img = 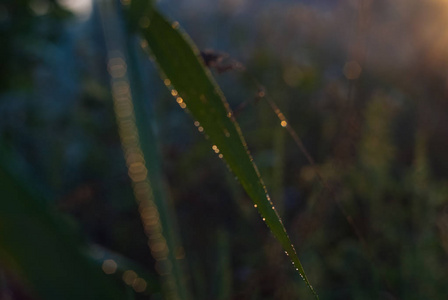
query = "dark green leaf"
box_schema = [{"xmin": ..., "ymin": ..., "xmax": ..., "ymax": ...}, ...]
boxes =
[
  {"xmin": 138, "ymin": 8, "xmax": 318, "ymax": 299},
  {"xmin": 0, "ymin": 160, "xmax": 127, "ymax": 300}
]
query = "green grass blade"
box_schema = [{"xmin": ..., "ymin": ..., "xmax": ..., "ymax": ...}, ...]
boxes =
[
  {"xmin": 100, "ymin": 0, "xmax": 190, "ymax": 300},
  {"xmin": 138, "ymin": 8, "xmax": 318, "ymax": 298},
  {"xmin": 126, "ymin": 36, "xmax": 191, "ymax": 300},
  {"xmin": 98, "ymin": 1, "xmax": 190, "ymax": 298}
]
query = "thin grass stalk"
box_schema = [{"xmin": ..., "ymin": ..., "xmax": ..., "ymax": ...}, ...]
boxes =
[
  {"xmin": 272, "ymin": 117, "xmax": 286, "ymax": 216},
  {"xmin": 212, "ymin": 229, "xmax": 232, "ymax": 300},
  {"xmin": 98, "ymin": 1, "xmax": 188, "ymax": 298},
  {"xmin": 125, "ymin": 28, "xmax": 191, "ymax": 300}
]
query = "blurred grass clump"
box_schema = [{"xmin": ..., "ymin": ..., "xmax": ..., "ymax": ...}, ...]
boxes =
[{"xmin": 1, "ymin": 0, "xmax": 448, "ymax": 299}]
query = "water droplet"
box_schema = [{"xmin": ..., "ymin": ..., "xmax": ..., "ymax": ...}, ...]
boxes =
[
  {"xmin": 272, "ymin": 206, "xmax": 275, "ymax": 209},
  {"xmin": 102, "ymin": 259, "xmax": 118, "ymax": 274},
  {"xmin": 179, "ymin": 102, "xmax": 186, "ymax": 109},
  {"xmin": 164, "ymin": 79, "xmax": 171, "ymax": 86},
  {"xmin": 253, "ymin": 204, "xmax": 258, "ymax": 208},
  {"xmin": 218, "ymin": 154, "xmax": 223, "ymax": 159},
  {"xmin": 172, "ymin": 21, "xmax": 179, "ymax": 29},
  {"xmin": 171, "ymin": 89, "xmax": 178, "ymax": 97},
  {"xmin": 140, "ymin": 40, "xmax": 148, "ymax": 49},
  {"xmin": 281, "ymin": 120, "xmax": 287, "ymax": 127},
  {"xmin": 132, "ymin": 277, "xmax": 147, "ymax": 293},
  {"xmin": 262, "ymin": 217, "xmax": 266, "ymax": 221},
  {"xmin": 176, "ymin": 97, "xmax": 183, "ymax": 104},
  {"xmin": 212, "ymin": 145, "xmax": 220, "ymax": 154},
  {"xmin": 194, "ymin": 121, "xmax": 200, "ymax": 127},
  {"xmin": 198, "ymin": 126, "xmax": 204, "ymax": 132},
  {"xmin": 123, "ymin": 270, "xmax": 138, "ymax": 285}
]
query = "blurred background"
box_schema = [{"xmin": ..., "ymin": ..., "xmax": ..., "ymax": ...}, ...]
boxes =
[{"xmin": 1, "ymin": 0, "xmax": 448, "ymax": 299}]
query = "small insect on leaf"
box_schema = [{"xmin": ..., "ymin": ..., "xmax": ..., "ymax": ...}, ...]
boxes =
[{"xmin": 200, "ymin": 49, "xmax": 245, "ymax": 73}]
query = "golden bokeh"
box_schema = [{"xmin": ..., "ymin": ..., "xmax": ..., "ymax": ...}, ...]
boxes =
[{"xmin": 101, "ymin": 259, "xmax": 117, "ymax": 275}]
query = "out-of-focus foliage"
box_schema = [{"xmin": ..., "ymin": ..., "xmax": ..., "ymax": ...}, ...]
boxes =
[
  {"xmin": 0, "ymin": 150, "xmax": 128, "ymax": 300},
  {"xmin": 0, "ymin": 0, "xmax": 71, "ymax": 91},
  {"xmin": 1, "ymin": 0, "xmax": 448, "ymax": 299}
]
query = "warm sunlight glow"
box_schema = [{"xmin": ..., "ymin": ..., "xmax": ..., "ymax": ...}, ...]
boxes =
[
  {"xmin": 123, "ymin": 270, "xmax": 138, "ymax": 285},
  {"xmin": 102, "ymin": 259, "xmax": 117, "ymax": 275},
  {"xmin": 57, "ymin": 0, "xmax": 92, "ymax": 18},
  {"xmin": 132, "ymin": 278, "xmax": 147, "ymax": 293}
]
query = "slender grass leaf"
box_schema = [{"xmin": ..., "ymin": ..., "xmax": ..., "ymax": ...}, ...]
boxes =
[
  {"xmin": 127, "ymin": 34, "xmax": 192, "ymax": 300},
  {"xmin": 137, "ymin": 8, "xmax": 318, "ymax": 299},
  {"xmin": 100, "ymin": 1, "xmax": 191, "ymax": 299}
]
